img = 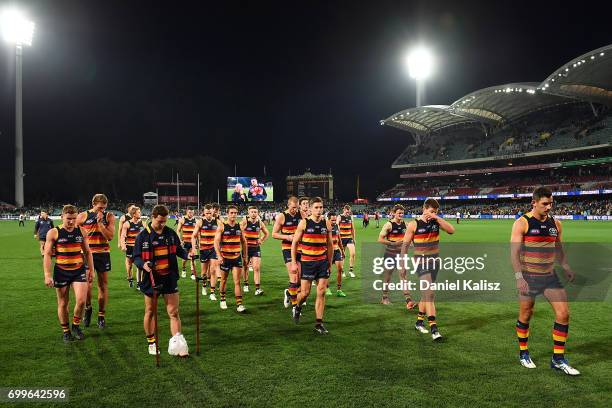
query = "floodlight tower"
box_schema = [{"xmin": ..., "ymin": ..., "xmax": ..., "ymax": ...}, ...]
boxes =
[
  {"xmin": 1, "ymin": 8, "xmax": 35, "ymax": 208},
  {"xmin": 406, "ymin": 46, "xmax": 433, "ymax": 107}
]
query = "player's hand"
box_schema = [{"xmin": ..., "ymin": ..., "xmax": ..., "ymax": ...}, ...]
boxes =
[
  {"xmin": 87, "ymin": 269, "xmax": 94, "ymax": 283},
  {"xmin": 244, "ymin": 257, "xmax": 249, "ymax": 267},
  {"xmin": 217, "ymin": 255, "xmax": 224, "ymax": 264},
  {"xmin": 257, "ymin": 239, "xmax": 262, "ymax": 245},
  {"xmin": 45, "ymin": 276, "xmax": 54, "ymax": 288},
  {"xmin": 96, "ymin": 211, "xmax": 105, "ymax": 223},
  {"xmin": 423, "ymin": 213, "xmax": 433, "ymax": 222},
  {"xmin": 143, "ymin": 262, "xmax": 153, "ymax": 273},
  {"xmin": 290, "ymin": 261, "xmax": 299, "ymax": 274},
  {"xmin": 564, "ymin": 267, "xmax": 575, "ymax": 282},
  {"xmin": 516, "ymin": 277, "xmax": 529, "ymax": 295}
]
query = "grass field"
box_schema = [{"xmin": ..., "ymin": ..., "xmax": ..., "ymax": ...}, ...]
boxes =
[{"xmin": 1, "ymin": 219, "xmax": 611, "ymax": 407}]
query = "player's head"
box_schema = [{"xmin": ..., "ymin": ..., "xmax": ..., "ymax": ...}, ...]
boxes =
[
  {"xmin": 235, "ymin": 183, "xmax": 243, "ymax": 193},
  {"xmin": 227, "ymin": 205, "xmax": 238, "ymax": 221},
  {"xmin": 61, "ymin": 205, "xmax": 78, "ymax": 228},
  {"xmin": 91, "ymin": 193, "xmax": 108, "ymax": 213},
  {"xmin": 203, "ymin": 204, "xmax": 213, "ymax": 219},
  {"xmin": 392, "ymin": 204, "xmax": 405, "ymax": 220},
  {"xmin": 251, "ymin": 178, "xmax": 258, "ymax": 186},
  {"xmin": 287, "ymin": 196, "xmax": 298, "ymax": 212},
  {"xmin": 40, "ymin": 210, "xmax": 47, "ymax": 218},
  {"xmin": 328, "ymin": 211, "xmax": 337, "ymax": 225},
  {"xmin": 248, "ymin": 206, "xmax": 258, "ymax": 219},
  {"xmin": 531, "ymin": 186, "xmax": 553, "ymax": 216},
  {"xmin": 186, "ymin": 208, "xmax": 194, "ymax": 218},
  {"xmin": 212, "ymin": 202, "xmax": 220, "ymax": 215},
  {"xmin": 309, "ymin": 197, "xmax": 324, "ymax": 217},
  {"xmin": 343, "ymin": 205, "xmax": 351, "ymax": 215},
  {"xmin": 126, "ymin": 203, "xmax": 135, "ymax": 213},
  {"xmin": 423, "ymin": 198, "xmax": 440, "ymax": 215},
  {"xmin": 129, "ymin": 206, "xmax": 141, "ymax": 219},
  {"xmin": 151, "ymin": 205, "xmax": 169, "ymax": 228},
  {"xmin": 299, "ymin": 197, "xmax": 310, "ymax": 212}
]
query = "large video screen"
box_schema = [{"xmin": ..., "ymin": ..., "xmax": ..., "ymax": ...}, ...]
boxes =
[{"xmin": 227, "ymin": 177, "xmax": 274, "ymax": 202}]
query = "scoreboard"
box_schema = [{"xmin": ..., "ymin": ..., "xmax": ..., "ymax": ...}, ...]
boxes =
[{"xmin": 286, "ymin": 171, "xmax": 333, "ymax": 199}]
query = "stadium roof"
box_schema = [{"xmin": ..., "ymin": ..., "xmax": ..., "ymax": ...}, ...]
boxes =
[
  {"xmin": 448, "ymin": 83, "xmax": 578, "ymax": 125},
  {"xmin": 540, "ymin": 44, "xmax": 612, "ymax": 106},
  {"xmin": 382, "ymin": 44, "xmax": 612, "ymax": 136},
  {"xmin": 379, "ymin": 105, "xmax": 476, "ymax": 136}
]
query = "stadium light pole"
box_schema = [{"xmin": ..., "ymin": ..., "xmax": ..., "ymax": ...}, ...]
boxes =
[
  {"xmin": 1, "ymin": 8, "xmax": 35, "ymax": 208},
  {"xmin": 406, "ymin": 46, "xmax": 433, "ymax": 107}
]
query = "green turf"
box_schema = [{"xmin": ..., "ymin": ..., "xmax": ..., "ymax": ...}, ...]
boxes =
[{"xmin": 0, "ymin": 219, "xmax": 611, "ymax": 407}]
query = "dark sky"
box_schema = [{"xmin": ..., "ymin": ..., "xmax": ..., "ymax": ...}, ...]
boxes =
[{"xmin": 1, "ymin": 0, "xmax": 611, "ymax": 199}]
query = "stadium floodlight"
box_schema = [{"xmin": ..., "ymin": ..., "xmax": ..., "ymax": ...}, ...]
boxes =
[
  {"xmin": 1, "ymin": 7, "xmax": 35, "ymax": 208},
  {"xmin": 405, "ymin": 46, "xmax": 434, "ymax": 107},
  {"xmin": 1, "ymin": 9, "xmax": 35, "ymax": 46}
]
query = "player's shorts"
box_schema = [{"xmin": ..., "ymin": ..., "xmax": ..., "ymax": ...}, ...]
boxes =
[
  {"xmin": 301, "ymin": 259, "xmax": 330, "ymax": 281},
  {"xmin": 182, "ymin": 242, "xmax": 192, "ymax": 252},
  {"xmin": 125, "ymin": 245, "xmax": 134, "ymax": 259},
  {"xmin": 53, "ymin": 265, "xmax": 87, "ymax": 288},
  {"xmin": 282, "ymin": 249, "xmax": 301, "ymax": 264},
  {"xmin": 341, "ymin": 238, "xmax": 354, "ymax": 247},
  {"xmin": 139, "ymin": 270, "xmax": 179, "ymax": 297},
  {"xmin": 199, "ymin": 248, "xmax": 217, "ymax": 263},
  {"xmin": 39, "ymin": 236, "xmax": 47, "ymax": 242},
  {"xmin": 248, "ymin": 246, "xmax": 261, "ymax": 258},
  {"xmin": 333, "ymin": 249, "xmax": 343, "ymax": 263},
  {"xmin": 523, "ymin": 272, "xmax": 564, "ymax": 298},
  {"xmin": 415, "ymin": 255, "xmax": 440, "ymax": 282},
  {"xmin": 92, "ymin": 252, "xmax": 111, "ymax": 273},
  {"xmin": 220, "ymin": 256, "xmax": 243, "ymax": 272}
]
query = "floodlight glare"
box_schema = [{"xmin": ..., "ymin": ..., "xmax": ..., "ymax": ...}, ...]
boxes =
[
  {"xmin": 1, "ymin": 9, "xmax": 35, "ymax": 46},
  {"xmin": 406, "ymin": 47, "xmax": 433, "ymax": 80}
]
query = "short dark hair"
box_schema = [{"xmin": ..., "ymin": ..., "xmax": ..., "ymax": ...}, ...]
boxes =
[
  {"xmin": 62, "ymin": 205, "xmax": 78, "ymax": 215},
  {"xmin": 423, "ymin": 198, "xmax": 440, "ymax": 210},
  {"xmin": 151, "ymin": 205, "xmax": 169, "ymax": 218},
  {"xmin": 309, "ymin": 197, "xmax": 323, "ymax": 206},
  {"xmin": 212, "ymin": 203, "xmax": 220, "ymax": 210},
  {"xmin": 532, "ymin": 186, "xmax": 553, "ymax": 202},
  {"xmin": 204, "ymin": 204, "xmax": 213, "ymax": 211},
  {"xmin": 392, "ymin": 204, "xmax": 405, "ymax": 213},
  {"xmin": 343, "ymin": 205, "xmax": 351, "ymax": 210},
  {"xmin": 126, "ymin": 203, "xmax": 136, "ymax": 212},
  {"xmin": 299, "ymin": 197, "xmax": 310, "ymax": 205},
  {"xmin": 227, "ymin": 205, "xmax": 238, "ymax": 212},
  {"xmin": 327, "ymin": 211, "xmax": 337, "ymax": 217}
]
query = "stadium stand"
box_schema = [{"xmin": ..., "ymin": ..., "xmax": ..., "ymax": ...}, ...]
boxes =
[{"xmin": 378, "ymin": 44, "xmax": 612, "ymax": 213}]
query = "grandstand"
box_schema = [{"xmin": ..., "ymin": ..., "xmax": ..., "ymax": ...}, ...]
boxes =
[{"xmin": 379, "ymin": 44, "xmax": 612, "ymax": 213}]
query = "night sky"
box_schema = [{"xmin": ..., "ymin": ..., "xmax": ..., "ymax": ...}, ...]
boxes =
[{"xmin": 1, "ymin": 0, "xmax": 611, "ymax": 200}]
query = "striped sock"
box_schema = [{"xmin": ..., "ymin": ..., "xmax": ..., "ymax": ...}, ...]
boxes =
[
  {"xmin": 553, "ymin": 322, "xmax": 569, "ymax": 361},
  {"xmin": 255, "ymin": 284, "xmax": 260, "ymax": 290},
  {"xmin": 316, "ymin": 318, "xmax": 323, "ymax": 325},
  {"xmin": 210, "ymin": 284, "xmax": 215, "ymax": 294},
  {"xmin": 61, "ymin": 323, "xmax": 70, "ymax": 334},
  {"xmin": 243, "ymin": 280, "xmax": 248, "ymax": 287},
  {"xmin": 72, "ymin": 315, "xmax": 81, "ymax": 326},
  {"xmin": 416, "ymin": 312, "xmax": 426, "ymax": 326},
  {"xmin": 337, "ymin": 283, "xmax": 342, "ymax": 290},
  {"xmin": 236, "ymin": 295, "xmax": 243, "ymax": 306},
  {"xmin": 98, "ymin": 311, "xmax": 105, "ymax": 318},
  {"xmin": 288, "ymin": 282, "xmax": 299, "ymax": 306},
  {"xmin": 516, "ymin": 320, "xmax": 529, "ymax": 356},
  {"xmin": 220, "ymin": 291, "xmax": 226, "ymax": 302},
  {"xmin": 146, "ymin": 334, "xmax": 155, "ymax": 345},
  {"xmin": 428, "ymin": 315, "xmax": 438, "ymax": 333}
]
